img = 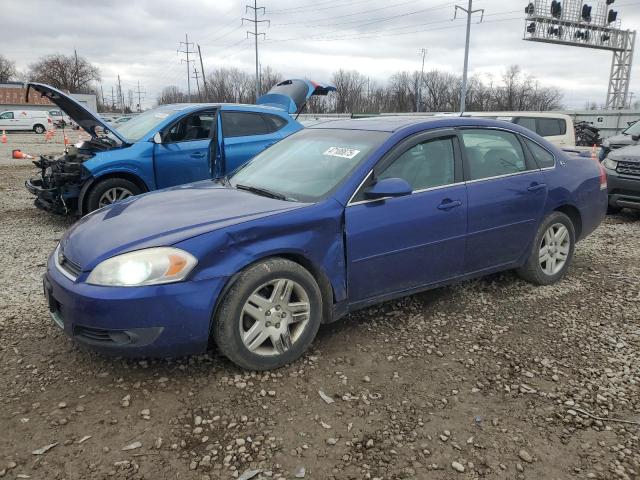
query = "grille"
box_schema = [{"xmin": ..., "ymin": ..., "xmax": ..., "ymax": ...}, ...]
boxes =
[
  {"xmin": 617, "ymin": 162, "xmax": 640, "ymax": 177},
  {"xmin": 58, "ymin": 252, "xmax": 82, "ymax": 278},
  {"xmin": 74, "ymin": 325, "xmax": 132, "ymax": 345}
]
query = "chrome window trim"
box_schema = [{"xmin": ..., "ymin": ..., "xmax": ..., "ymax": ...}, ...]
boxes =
[
  {"xmin": 347, "ymin": 170, "xmax": 374, "ymax": 206},
  {"xmin": 54, "ymin": 245, "xmax": 78, "ymax": 282},
  {"xmin": 464, "ymin": 169, "xmax": 537, "ymax": 185},
  {"xmin": 347, "ymin": 177, "xmax": 466, "ymax": 207}
]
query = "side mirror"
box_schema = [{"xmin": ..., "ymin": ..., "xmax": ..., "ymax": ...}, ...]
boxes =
[
  {"xmin": 364, "ymin": 177, "xmax": 413, "ymax": 200},
  {"xmin": 632, "ymin": 134, "xmax": 640, "ymax": 142},
  {"xmin": 152, "ymin": 132, "xmax": 162, "ymax": 144}
]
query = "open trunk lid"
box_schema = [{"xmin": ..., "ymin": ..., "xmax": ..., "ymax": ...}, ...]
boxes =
[
  {"xmin": 26, "ymin": 83, "xmax": 127, "ymax": 143},
  {"xmin": 256, "ymin": 79, "xmax": 336, "ymax": 115}
]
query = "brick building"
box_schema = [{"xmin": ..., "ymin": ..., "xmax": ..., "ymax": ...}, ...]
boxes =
[{"xmin": 0, "ymin": 82, "xmax": 98, "ymax": 113}]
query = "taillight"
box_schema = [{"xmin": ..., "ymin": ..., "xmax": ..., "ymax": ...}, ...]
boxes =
[
  {"xmin": 598, "ymin": 162, "xmax": 607, "ymax": 190},
  {"xmin": 48, "ymin": 118, "xmax": 52, "ymax": 123}
]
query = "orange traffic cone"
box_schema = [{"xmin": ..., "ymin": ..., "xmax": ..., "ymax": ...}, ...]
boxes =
[
  {"xmin": 12, "ymin": 149, "xmax": 34, "ymax": 160},
  {"xmin": 63, "ymin": 133, "xmax": 70, "ymax": 146},
  {"xmin": 1, "ymin": 130, "xmax": 6, "ymax": 144}
]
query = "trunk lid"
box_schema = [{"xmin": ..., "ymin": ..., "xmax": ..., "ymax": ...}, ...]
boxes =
[
  {"xmin": 26, "ymin": 83, "xmax": 127, "ymax": 143},
  {"xmin": 256, "ymin": 79, "xmax": 336, "ymax": 115}
]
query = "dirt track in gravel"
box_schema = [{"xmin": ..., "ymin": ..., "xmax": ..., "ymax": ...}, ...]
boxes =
[{"xmin": 0, "ymin": 137, "xmax": 639, "ymax": 480}]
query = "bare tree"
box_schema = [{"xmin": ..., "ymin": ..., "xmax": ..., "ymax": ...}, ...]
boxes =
[
  {"xmin": 0, "ymin": 55, "xmax": 17, "ymax": 83},
  {"xmin": 28, "ymin": 53, "xmax": 100, "ymax": 93},
  {"xmin": 260, "ymin": 66, "xmax": 283, "ymax": 95},
  {"xmin": 157, "ymin": 85, "xmax": 187, "ymax": 105}
]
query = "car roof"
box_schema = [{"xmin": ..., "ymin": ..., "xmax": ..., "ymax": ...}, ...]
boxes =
[
  {"xmin": 157, "ymin": 103, "xmax": 290, "ymax": 115},
  {"xmin": 307, "ymin": 115, "xmax": 527, "ymax": 133},
  {"xmin": 464, "ymin": 111, "xmax": 572, "ymax": 120}
]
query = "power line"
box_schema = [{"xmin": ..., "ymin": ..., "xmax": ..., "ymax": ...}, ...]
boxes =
[
  {"xmin": 243, "ymin": 0, "xmax": 270, "ymax": 101},
  {"xmin": 177, "ymin": 34, "xmax": 196, "ymax": 102},
  {"xmin": 134, "ymin": 80, "xmax": 146, "ymax": 112}
]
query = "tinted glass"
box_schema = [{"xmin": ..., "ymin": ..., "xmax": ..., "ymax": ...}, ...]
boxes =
[
  {"xmin": 537, "ymin": 118, "xmax": 566, "ymax": 136},
  {"xmin": 264, "ymin": 114, "xmax": 287, "ymax": 132},
  {"xmin": 379, "ymin": 138, "xmax": 455, "ymax": 191},
  {"xmin": 461, "ymin": 129, "xmax": 527, "ymax": 180},
  {"xmin": 0, "ymin": 112, "xmax": 14, "ymax": 119},
  {"xmin": 164, "ymin": 112, "xmax": 214, "ymax": 143},
  {"xmin": 222, "ymin": 112, "xmax": 271, "ymax": 137},
  {"xmin": 230, "ymin": 128, "xmax": 388, "ymax": 202},
  {"xmin": 623, "ymin": 121, "xmax": 640, "ymax": 136},
  {"xmin": 524, "ymin": 138, "xmax": 555, "ymax": 168},
  {"xmin": 513, "ymin": 117, "xmax": 536, "ymax": 132}
]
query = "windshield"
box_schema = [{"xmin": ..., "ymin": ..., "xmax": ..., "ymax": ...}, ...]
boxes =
[
  {"xmin": 230, "ymin": 128, "xmax": 389, "ymax": 202},
  {"xmin": 623, "ymin": 121, "xmax": 640, "ymax": 136},
  {"xmin": 111, "ymin": 107, "xmax": 175, "ymax": 142}
]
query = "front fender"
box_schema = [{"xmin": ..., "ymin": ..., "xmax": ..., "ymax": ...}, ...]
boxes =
[{"xmin": 83, "ymin": 142, "xmax": 156, "ymax": 190}]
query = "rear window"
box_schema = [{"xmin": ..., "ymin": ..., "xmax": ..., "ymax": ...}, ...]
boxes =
[
  {"xmin": 513, "ymin": 117, "xmax": 536, "ymax": 132},
  {"xmin": 537, "ymin": 118, "xmax": 566, "ymax": 137},
  {"xmin": 524, "ymin": 138, "xmax": 555, "ymax": 168}
]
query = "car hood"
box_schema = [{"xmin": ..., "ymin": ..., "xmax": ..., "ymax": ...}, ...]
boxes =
[
  {"xmin": 608, "ymin": 144, "xmax": 640, "ymax": 163},
  {"xmin": 61, "ymin": 181, "xmax": 307, "ymax": 270},
  {"xmin": 26, "ymin": 83, "xmax": 127, "ymax": 143},
  {"xmin": 256, "ymin": 79, "xmax": 336, "ymax": 115},
  {"xmin": 603, "ymin": 133, "xmax": 636, "ymax": 148}
]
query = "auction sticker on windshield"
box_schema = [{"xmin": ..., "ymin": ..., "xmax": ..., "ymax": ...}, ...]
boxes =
[{"xmin": 323, "ymin": 147, "xmax": 360, "ymax": 159}]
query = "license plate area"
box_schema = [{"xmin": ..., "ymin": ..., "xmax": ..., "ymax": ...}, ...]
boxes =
[{"xmin": 43, "ymin": 277, "xmax": 64, "ymax": 329}]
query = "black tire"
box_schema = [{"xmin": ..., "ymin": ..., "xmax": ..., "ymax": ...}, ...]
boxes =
[
  {"xmin": 85, "ymin": 178, "xmax": 142, "ymax": 213},
  {"xmin": 213, "ymin": 258, "xmax": 323, "ymax": 371},
  {"xmin": 33, "ymin": 124, "xmax": 45, "ymax": 134},
  {"xmin": 517, "ymin": 211, "xmax": 576, "ymax": 286}
]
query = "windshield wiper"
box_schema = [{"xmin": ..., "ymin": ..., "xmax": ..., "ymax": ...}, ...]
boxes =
[{"xmin": 235, "ymin": 183, "xmax": 287, "ymax": 201}]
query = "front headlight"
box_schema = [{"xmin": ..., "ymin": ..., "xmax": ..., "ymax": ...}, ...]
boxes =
[
  {"xmin": 86, "ymin": 247, "xmax": 197, "ymax": 286},
  {"xmin": 603, "ymin": 157, "xmax": 618, "ymax": 171}
]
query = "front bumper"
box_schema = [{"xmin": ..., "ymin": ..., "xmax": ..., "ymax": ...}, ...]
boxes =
[
  {"xmin": 44, "ymin": 254, "xmax": 228, "ymax": 357},
  {"xmin": 26, "ymin": 177, "xmax": 78, "ymax": 214},
  {"xmin": 606, "ymin": 169, "xmax": 640, "ymax": 211}
]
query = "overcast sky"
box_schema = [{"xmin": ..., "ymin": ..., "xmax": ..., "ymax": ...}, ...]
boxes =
[{"xmin": 4, "ymin": 0, "xmax": 640, "ymax": 110}]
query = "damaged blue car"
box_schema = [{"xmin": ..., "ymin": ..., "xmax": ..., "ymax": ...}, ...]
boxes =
[
  {"xmin": 44, "ymin": 116, "xmax": 607, "ymax": 370},
  {"xmin": 25, "ymin": 80, "xmax": 335, "ymax": 214}
]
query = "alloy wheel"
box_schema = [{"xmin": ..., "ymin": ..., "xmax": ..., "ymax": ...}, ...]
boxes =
[
  {"xmin": 239, "ymin": 278, "xmax": 311, "ymax": 357},
  {"xmin": 539, "ymin": 222, "xmax": 570, "ymax": 276},
  {"xmin": 98, "ymin": 187, "xmax": 133, "ymax": 208}
]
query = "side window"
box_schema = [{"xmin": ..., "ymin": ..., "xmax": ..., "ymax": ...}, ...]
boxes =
[
  {"xmin": 537, "ymin": 118, "xmax": 566, "ymax": 137},
  {"xmin": 222, "ymin": 111, "xmax": 271, "ymax": 137},
  {"xmin": 513, "ymin": 117, "xmax": 536, "ymax": 132},
  {"xmin": 378, "ymin": 137, "xmax": 455, "ymax": 191},
  {"xmin": 164, "ymin": 112, "xmax": 214, "ymax": 143},
  {"xmin": 461, "ymin": 129, "xmax": 528, "ymax": 180},
  {"xmin": 263, "ymin": 114, "xmax": 287, "ymax": 133},
  {"xmin": 524, "ymin": 138, "xmax": 555, "ymax": 168},
  {"xmin": 0, "ymin": 112, "xmax": 14, "ymax": 120}
]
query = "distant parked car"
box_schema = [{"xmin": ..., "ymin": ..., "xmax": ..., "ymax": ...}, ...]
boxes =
[
  {"xmin": 0, "ymin": 109, "xmax": 52, "ymax": 134},
  {"xmin": 49, "ymin": 109, "xmax": 75, "ymax": 129},
  {"xmin": 44, "ymin": 117, "xmax": 607, "ymax": 369},
  {"xmin": 25, "ymin": 80, "xmax": 335, "ymax": 214},
  {"xmin": 108, "ymin": 116, "xmax": 133, "ymax": 127},
  {"xmin": 465, "ymin": 112, "xmax": 576, "ymax": 148},
  {"xmin": 602, "ymin": 143, "xmax": 640, "ymax": 213},
  {"xmin": 599, "ymin": 119, "xmax": 640, "ymax": 160}
]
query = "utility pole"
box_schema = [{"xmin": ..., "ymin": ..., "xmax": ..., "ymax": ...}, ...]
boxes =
[
  {"xmin": 243, "ymin": 0, "xmax": 269, "ymax": 101},
  {"xmin": 197, "ymin": 44, "xmax": 208, "ymax": 102},
  {"xmin": 117, "ymin": 75, "xmax": 124, "ymax": 113},
  {"xmin": 454, "ymin": 0, "xmax": 483, "ymax": 112},
  {"xmin": 192, "ymin": 66, "xmax": 201, "ymax": 101},
  {"xmin": 110, "ymin": 86, "xmax": 115, "ymax": 111},
  {"xmin": 417, "ymin": 48, "xmax": 427, "ymax": 112},
  {"xmin": 177, "ymin": 34, "xmax": 196, "ymax": 102},
  {"xmin": 100, "ymin": 84, "xmax": 105, "ymax": 110},
  {"xmin": 134, "ymin": 80, "xmax": 146, "ymax": 112}
]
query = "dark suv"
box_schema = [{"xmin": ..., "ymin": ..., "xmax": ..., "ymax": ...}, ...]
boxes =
[{"xmin": 602, "ymin": 143, "xmax": 640, "ymax": 213}]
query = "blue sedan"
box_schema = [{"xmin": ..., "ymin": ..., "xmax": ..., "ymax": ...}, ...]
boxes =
[{"xmin": 44, "ymin": 117, "xmax": 608, "ymax": 370}]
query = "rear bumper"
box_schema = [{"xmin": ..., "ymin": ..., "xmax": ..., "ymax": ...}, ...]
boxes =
[
  {"xmin": 606, "ymin": 170, "xmax": 640, "ymax": 211},
  {"xmin": 44, "ymin": 253, "xmax": 228, "ymax": 358}
]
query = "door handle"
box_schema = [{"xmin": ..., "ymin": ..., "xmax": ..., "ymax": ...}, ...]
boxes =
[
  {"xmin": 527, "ymin": 183, "xmax": 547, "ymax": 192},
  {"xmin": 190, "ymin": 152, "xmax": 206, "ymax": 158},
  {"xmin": 437, "ymin": 199, "xmax": 462, "ymax": 210}
]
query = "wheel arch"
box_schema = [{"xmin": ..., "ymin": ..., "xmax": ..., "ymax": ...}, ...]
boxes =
[
  {"xmin": 207, "ymin": 252, "xmax": 336, "ymax": 346},
  {"xmin": 553, "ymin": 204, "xmax": 583, "ymax": 240},
  {"xmin": 79, "ymin": 171, "xmax": 150, "ymax": 214}
]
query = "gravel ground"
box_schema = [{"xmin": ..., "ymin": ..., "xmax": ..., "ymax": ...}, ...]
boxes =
[{"xmin": 0, "ymin": 135, "xmax": 639, "ymax": 480}]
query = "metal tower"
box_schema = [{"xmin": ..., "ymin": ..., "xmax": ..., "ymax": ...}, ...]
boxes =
[{"xmin": 523, "ymin": 0, "xmax": 636, "ymax": 109}]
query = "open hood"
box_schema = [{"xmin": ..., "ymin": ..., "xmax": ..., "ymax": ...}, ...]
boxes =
[
  {"xmin": 26, "ymin": 83, "xmax": 127, "ymax": 143},
  {"xmin": 256, "ymin": 79, "xmax": 336, "ymax": 115}
]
